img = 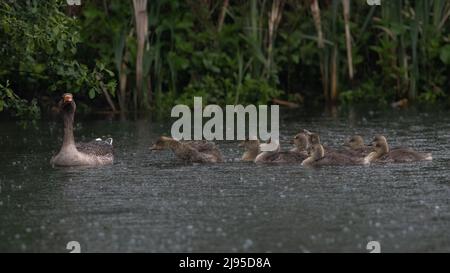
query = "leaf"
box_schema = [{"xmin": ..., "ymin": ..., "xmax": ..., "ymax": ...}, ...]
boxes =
[
  {"xmin": 88, "ymin": 88, "xmax": 96, "ymax": 99},
  {"xmin": 57, "ymin": 40, "xmax": 64, "ymax": 53},
  {"xmin": 440, "ymin": 45, "xmax": 450, "ymax": 64},
  {"xmin": 104, "ymin": 69, "xmax": 115, "ymax": 77}
]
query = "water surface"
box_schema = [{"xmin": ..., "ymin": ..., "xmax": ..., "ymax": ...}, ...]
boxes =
[{"xmin": 0, "ymin": 108, "xmax": 449, "ymax": 252}]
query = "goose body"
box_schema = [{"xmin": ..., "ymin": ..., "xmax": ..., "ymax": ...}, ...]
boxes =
[
  {"xmin": 50, "ymin": 94, "xmax": 114, "ymax": 167},
  {"xmin": 270, "ymin": 132, "xmax": 310, "ymax": 163},
  {"xmin": 151, "ymin": 137, "xmax": 223, "ymax": 163}
]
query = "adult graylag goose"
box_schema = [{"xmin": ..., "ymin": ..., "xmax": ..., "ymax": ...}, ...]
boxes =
[{"xmin": 50, "ymin": 93, "xmax": 114, "ymax": 167}]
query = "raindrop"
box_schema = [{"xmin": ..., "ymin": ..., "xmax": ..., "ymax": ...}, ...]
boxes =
[{"xmin": 243, "ymin": 239, "xmax": 253, "ymax": 250}]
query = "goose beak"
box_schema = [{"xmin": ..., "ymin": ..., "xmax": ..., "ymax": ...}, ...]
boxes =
[{"xmin": 63, "ymin": 94, "xmax": 73, "ymax": 103}]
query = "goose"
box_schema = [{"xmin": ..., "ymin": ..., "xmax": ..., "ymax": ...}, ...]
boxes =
[
  {"xmin": 342, "ymin": 135, "xmax": 372, "ymax": 157},
  {"xmin": 239, "ymin": 135, "xmax": 308, "ymax": 163},
  {"xmin": 150, "ymin": 136, "xmax": 223, "ymax": 163},
  {"xmin": 302, "ymin": 133, "xmax": 362, "ymax": 166},
  {"xmin": 364, "ymin": 135, "xmax": 432, "ymax": 164},
  {"xmin": 50, "ymin": 93, "xmax": 114, "ymax": 167}
]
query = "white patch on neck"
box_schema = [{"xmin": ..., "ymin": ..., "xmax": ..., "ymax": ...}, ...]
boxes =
[{"xmin": 363, "ymin": 152, "xmax": 376, "ymax": 165}]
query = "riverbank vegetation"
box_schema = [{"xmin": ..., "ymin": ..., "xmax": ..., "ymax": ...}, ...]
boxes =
[{"xmin": 1, "ymin": 0, "xmax": 449, "ymax": 120}]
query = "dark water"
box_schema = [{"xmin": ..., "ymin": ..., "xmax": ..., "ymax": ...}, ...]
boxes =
[{"xmin": 0, "ymin": 108, "xmax": 449, "ymax": 253}]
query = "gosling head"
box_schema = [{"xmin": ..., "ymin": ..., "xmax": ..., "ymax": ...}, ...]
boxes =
[
  {"xmin": 310, "ymin": 143, "xmax": 325, "ymax": 159},
  {"xmin": 150, "ymin": 136, "xmax": 174, "ymax": 151},
  {"xmin": 371, "ymin": 135, "xmax": 390, "ymax": 154},
  {"xmin": 344, "ymin": 135, "xmax": 365, "ymax": 150},
  {"xmin": 364, "ymin": 135, "xmax": 390, "ymax": 164},
  {"xmin": 309, "ymin": 133, "xmax": 321, "ymax": 145},
  {"xmin": 292, "ymin": 132, "xmax": 309, "ymax": 151}
]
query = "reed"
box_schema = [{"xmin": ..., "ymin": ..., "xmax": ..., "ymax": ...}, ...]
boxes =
[{"xmin": 132, "ymin": 0, "xmax": 149, "ymax": 110}]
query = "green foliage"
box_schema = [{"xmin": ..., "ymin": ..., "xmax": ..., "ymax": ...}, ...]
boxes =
[
  {"xmin": 440, "ymin": 45, "xmax": 450, "ymax": 64},
  {"xmin": 0, "ymin": 81, "xmax": 40, "ymax": 124},
  {"xmin": 0, "ymin": 0, "xmax": 116, "ymax": 119},
  {"xmin": 340, "ymin": 81, "xmax": 390, "ymax": 106},
  {"xmin": 1, "ymin": 0, "xmax": 449, "ymax": 119}
]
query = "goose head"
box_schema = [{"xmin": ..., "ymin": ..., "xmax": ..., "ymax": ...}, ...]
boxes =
[
  {"xmin": 310, "ymin": 143, "xmax": 325, "ymax": 160},
  {"xmin": 344, "ymin": 135, "xmax": 365, "ymax": 150},
  {"xmin": 309, "ymin": 133, "xmax": 321, "ymax": 146},
  {"xmin": 364, "ymin": 135, "xmax": 390, "ymax": 164},
  {"xmin": 291, "ymin": 132, "xmax": 309, "ymax": 151},
  {"xmin": 59, "ymin": 93, "xmax": 76, "ymax": 115},
  {"xmin": 371, "ymin": 135, "xmax": 390, "ymax": 154}
]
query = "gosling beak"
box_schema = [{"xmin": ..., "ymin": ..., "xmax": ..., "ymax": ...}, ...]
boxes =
[{"xmin": 290, "ymin": 139, "xmax": 294, "ymax": 144}]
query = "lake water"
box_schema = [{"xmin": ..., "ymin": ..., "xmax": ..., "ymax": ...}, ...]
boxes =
[{"xmin": 0, "ymin": 107, "xmax": 449, "ymax": 252}]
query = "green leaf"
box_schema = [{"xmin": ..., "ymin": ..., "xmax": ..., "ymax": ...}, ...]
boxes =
[
  {"xmin": 88, "ymin": 88, "xmax": 96, "ymax": 99},
  {"xmin": 440, "ymin": 45, "xmax": 450, "ymax": 64},
  {"xmin": 57, "ymin": 40, "xmax": 64, "ymax": 53}
]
